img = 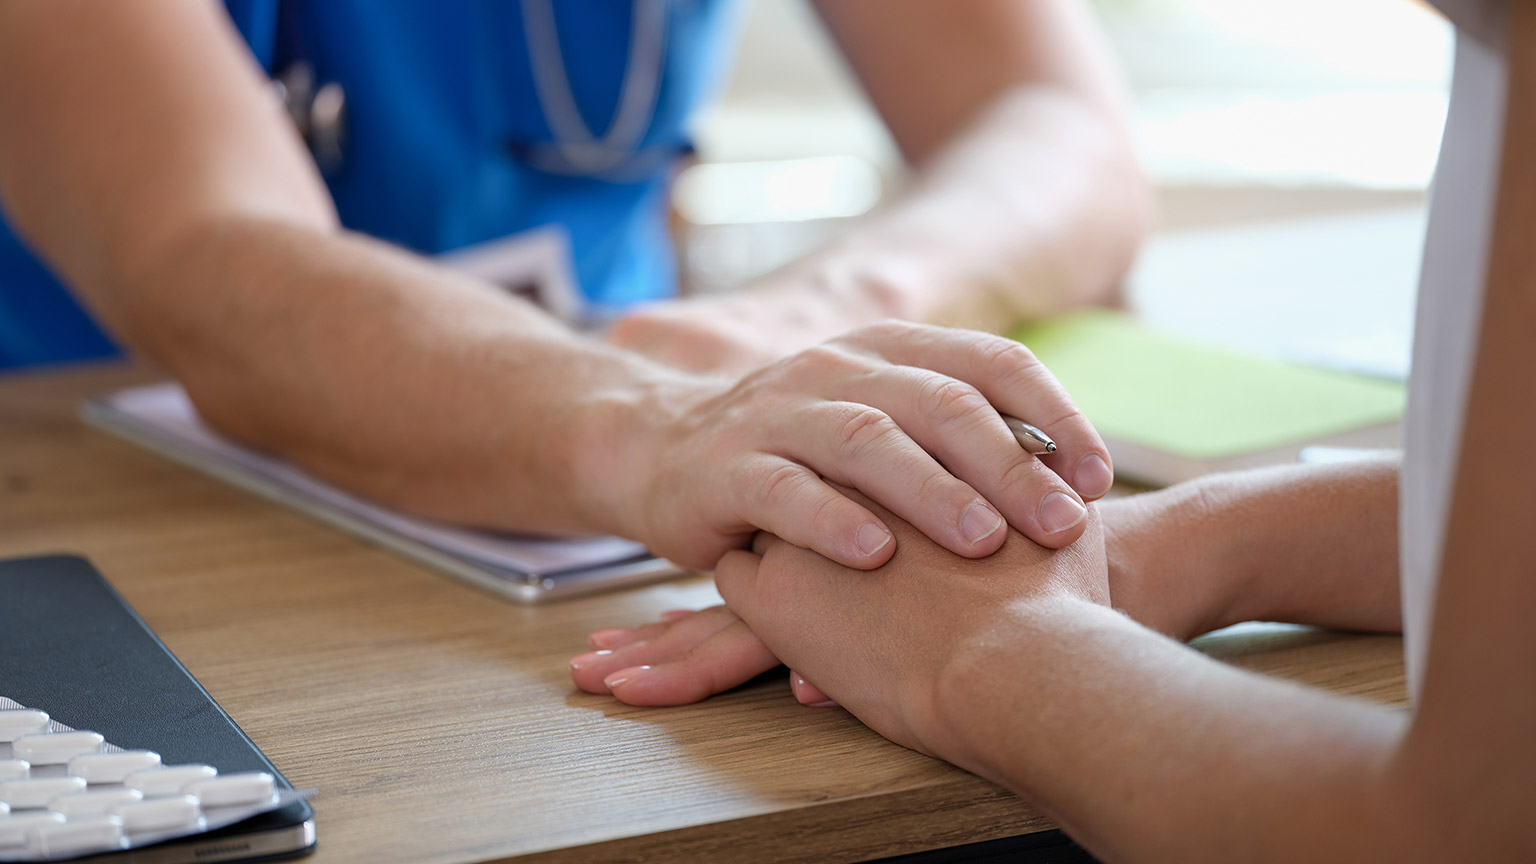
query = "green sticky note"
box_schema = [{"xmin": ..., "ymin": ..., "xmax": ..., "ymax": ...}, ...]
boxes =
[{"xmin": 1012, "ymin": 311, "xmax": 1406, "ymax": 462}]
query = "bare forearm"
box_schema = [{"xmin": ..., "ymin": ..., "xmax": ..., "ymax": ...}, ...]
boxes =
[
  {"xmin": 854, "ymin": 87, "xmax": 1147, "ymax": 325},
  {"xmin": 811, "ymin": 0, "xmax": 1149, "ymax": 332},
  {"xmin": 124, "ymin": 214, "xmax": 677, "ymax": 537},
  {"xmin": 745, "ymin": 88, "xmax": 1149, "ymax": 345},
  {"xmin": 936, "ymin": 599, "xmax": 1410, "ymax": 863},
  {"xmin": 1105, "ymin": 459, "xmax": 1402, "ymax": 639},
  {"xmin": 607, "ymin": 1, "xmax": 1147, "ymax": 374}
]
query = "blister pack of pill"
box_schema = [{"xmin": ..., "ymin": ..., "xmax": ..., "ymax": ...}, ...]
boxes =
[{"xmin": 0, "ymin": 697, "xmax": 311, "ymax": 861}]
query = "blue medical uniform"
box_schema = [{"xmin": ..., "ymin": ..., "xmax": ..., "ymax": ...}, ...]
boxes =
[{"xmin": 0, "ymin": 0, "xmax": 739, "ymax": 369}]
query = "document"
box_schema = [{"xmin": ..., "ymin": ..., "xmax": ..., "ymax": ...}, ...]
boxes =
[
  {"xmin": 1013, "ymin": 311, "xmax": 1408, "ymax": 486},
  {"xmin": 81, "ymin": 383, "xmax": 680, "ymax": 603}
]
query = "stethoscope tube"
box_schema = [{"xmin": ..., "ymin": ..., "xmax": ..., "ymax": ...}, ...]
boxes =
[{"xmin": 271, "ymin": 1, "xmax": 671, "ymax": 181}]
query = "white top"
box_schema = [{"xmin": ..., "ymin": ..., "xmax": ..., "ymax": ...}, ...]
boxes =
[{"xmin": 1399, "ymin": 18, "xmax": 1506, "ymax": 698}]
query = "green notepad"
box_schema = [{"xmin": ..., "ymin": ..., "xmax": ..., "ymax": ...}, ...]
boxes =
[{"xmin": 1011, "ymin": 311, "xmax": 1406, "ymax": 486}]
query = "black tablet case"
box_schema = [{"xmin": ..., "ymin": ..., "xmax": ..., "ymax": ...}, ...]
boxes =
[{"xmin": 0, "ymin": 554, "xmax": 314, "ymax": 857}]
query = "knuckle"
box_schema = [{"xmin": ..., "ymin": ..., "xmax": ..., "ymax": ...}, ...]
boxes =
[
  {"xmin": 863, "ymin": 318, "xmax": 912, "ymax": 339},
  {"xmin": 981, "ymin": 338, "xmax": 1043, "ymax": 382},
  {"xmin": 785, "ymin": 343, "xmax": 860, "ymax": 379},
  {"xmin": 1042, "ymin": 404, "xmax": 1091, "ymax": 432},
  {"xmin": 916, "ymin": 376, "xmax": 990, "ymax": 427},
  {"xmin": 755, "ymin": 462, "xmax": 813, "ymax": 511},
  {"xmin": 841, "ymin": 318, "xmax": 916, "ymax": 350},
  {"xmin": 805, "ymin": 490, "xmax": 852, "ymax": 537},
  {"xmin": 997, "ymin": 453, "xmax": 1052, "ymax": 494},
  {"xmin": 913, "ymin": 466, "xmax": 960, "ymax": 505},
  {"xmin": 829, "ymin": 405, "xmax": 899, "ymax": 459}
]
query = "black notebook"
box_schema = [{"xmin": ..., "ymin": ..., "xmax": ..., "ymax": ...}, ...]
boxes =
[{"xmin": 0, "ymin": 555, "xmax": 315, "ymax": 863}]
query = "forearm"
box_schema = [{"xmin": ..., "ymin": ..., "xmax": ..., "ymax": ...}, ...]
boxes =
[
  {"xmin": 745, "ymin": 87, "xmax": 1150, "ymax": 345},
  {"xmin": 935, "ymin": 598, "xmax": 1412, "ymax": 863},
  {"xmin": 1104, "ymin": 458, "xmax": 1402, "ymax": 640},
  {"xmin": 122, "ymin": 214, "xmax": 683, "ymax": 538}
]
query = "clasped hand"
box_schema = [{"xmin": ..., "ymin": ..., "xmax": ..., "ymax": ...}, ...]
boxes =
[
  {"xmin": 579, "ymin": 319, "xmax": 1118, "ymax": 743},
  {"xmin": 572, "ymin": 489, "xmax": 1111, "ymax": 762},
  {"xmin": 618, "ymin": 320, "xmax": 1115, "ymax": 572}
]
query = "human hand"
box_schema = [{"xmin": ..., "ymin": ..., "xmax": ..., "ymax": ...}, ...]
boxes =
[
  {"xmin": 606, "ymin": 294, "xmax": 802, "ymax": 375},
  {"xmin": 569, "ymin": 496, "xmax": 1201, "ymax": 709},
  {"xmin": 713, "ymin": 491, "xmax": 1110, "ymax": 759},
  {"xmin": 618, "ymin": 320, "xmax": 1115, "ymax": 571},
  {"xmin": 578, "ymin": 468, "xmax": 1374, "ymax": 709},
  {"xmin": 567, "ymin": 605, "xmax": 836, "ymax": 706}
]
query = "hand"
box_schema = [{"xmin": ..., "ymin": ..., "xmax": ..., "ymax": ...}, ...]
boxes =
[
  {"xmin": 567, "ymin": 606, "xmax": 837, "ymax": 706},
  {"xmin": 569, "ymin": 492, "xmax": 1227, "ymax": 709},
  {"xmin": 605, "ymin": 266, "xmax": 879, "ymax": 375},
  {"xmin": 606, "ymin": 294, "xmax": 799, "ymax": 375},
  {"xmin": 713, "ymin": 491, "xmax": 1110, "ymax": 759},
  {"xmin": 619, "ymin": 320, "xmax": 1116, "ymax": 571}
]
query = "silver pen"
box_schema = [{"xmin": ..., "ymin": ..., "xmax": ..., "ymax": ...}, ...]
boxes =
[{"xmin": 1002, "ymin": 415, "xmax": 1057, "ymax": 455}]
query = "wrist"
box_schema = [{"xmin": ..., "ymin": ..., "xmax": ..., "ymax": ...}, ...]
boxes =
[
  {"xmin": 566, "ymin": 353, "xmax": 722, "ymax": 544},
  {"xmin": 1102, "ymin": 481, "xmax": 1253, "ymax": 640},
  {"xmin": 926, "ymin": 595, "xmax": 1112, "ymax": 780}
]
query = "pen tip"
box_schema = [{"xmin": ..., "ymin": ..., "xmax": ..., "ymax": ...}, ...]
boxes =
[{"xmin": 1044, "ymin": 442, "xmax": 1057, "ymax": 453}]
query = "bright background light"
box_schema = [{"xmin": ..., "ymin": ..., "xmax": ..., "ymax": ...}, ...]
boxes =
[{"xmin": 676, "ymin": 0, "xmax": 1452, "ymax": 377}]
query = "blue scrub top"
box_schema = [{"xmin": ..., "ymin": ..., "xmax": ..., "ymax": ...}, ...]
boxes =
[{"xmin": 0, "ymin": 0, "xmax": 740, "ymax": 369}]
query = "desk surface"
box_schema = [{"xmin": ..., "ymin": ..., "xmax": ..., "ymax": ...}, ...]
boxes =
[{"xmin": 0, "ymin": 363, "xmax": 1409, "ymax": 864}]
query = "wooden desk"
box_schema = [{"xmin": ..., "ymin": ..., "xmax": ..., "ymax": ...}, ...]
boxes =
[{"xmin": 0, "ymin": 364, "xmax": 1409, "ymax": 863}]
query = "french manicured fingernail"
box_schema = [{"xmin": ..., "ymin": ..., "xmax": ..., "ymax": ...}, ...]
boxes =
[
  {"xmin": 1074, "ymin": 454, "xmax": 1114, "ymax": 499},
  {"xmin": 568, "ymin": 650, "xmax": 613, "ymax": 671},
  {"xmin": 1039, "ymin": 491, "xmax": 1087, "ymax": 535},
  {"xmin": 856, "ymin": 522, "xmax": 893, "ymax": 557},
  {"xmin": 960, "ymin": 501, "xmax": 1005, "ymax": 545},
  {"xmin": 588, "ymin": 628, "xmax": 635, "ymax": 649},
  {"xmin": 603, "ymin": 666, "xmax": 651, "ymax": 690},
  {"xmin": 791, "ymin": 675, "xmax": 839, "ymax": 708}
]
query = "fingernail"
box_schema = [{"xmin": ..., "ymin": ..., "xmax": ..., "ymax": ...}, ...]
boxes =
[
  {"xmin": 568, "ymin": 649, "xmax": 613, "ymax": 671},
  {"xmin": 603, "ymin": 666, "xmax": 651, "ymax": 690},
  {"xmin": 1039, "ymin": 491, "xmax": 1087, "ymax": 535},
  {"xmin": 856, "ymin": 522, "xmax": 893, "ymax": 557},
  {"xmin": 960, "ymin": 500, "xmax": 1005, "ymax": 546},
  {"xmin": 588, "ymin": 628, "xmax": 635, "ymax": 649},
  {"xmin": 791, "ymin": 673, "xmax": 839, "ymax": 708},
  {"xmin": 1074, "ymin": 454, "xmax": 1114, "ymax": 499}
]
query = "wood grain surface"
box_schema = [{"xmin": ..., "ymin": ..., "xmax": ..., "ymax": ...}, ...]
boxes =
[{"xmin": 0, "ymin": 363, "xmax": 1408, "ymax": 863}]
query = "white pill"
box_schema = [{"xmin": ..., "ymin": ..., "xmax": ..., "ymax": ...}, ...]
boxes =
[
  {"xmin": 48, "ymin": 787, "xmax": 143, "ymax": 817},
  {"xmin": 0, "ymin": 710, "xmax": 49, "ymax": 743},
  {"xmin": 111, "ymin": 794, "xmax": 202, "ymax": 833},
  {"xmin": 0, "ymin": 776, "xmax": 87, "ymax": 809},
  {"xmin": 182, "ymin": 772, "xmax": 275, "ymax": 808},
  {"xmin": 11, "ymin": 730, "xmax": 104, "ymax": 765},
  {"xmin": 0, "ymin": 760, "xmax": 28, "ymax": 782},
  {"xmin": 68, "ymin": 750, "xmax": 162, "ymax": 784},
  {"xmin": 124, "ymin": 764, "xmax": 217, "ymax": 797},
  {"xmin": 0, "ymin": 801, "xmax": 7, "ymax": 816},
  {"xmin": 27, "ymin": 814, "xmax": 125, "ymax": 858},
  {"xmin": 0, "ymin": 811, "xmax": 64, "ymax": 847}
]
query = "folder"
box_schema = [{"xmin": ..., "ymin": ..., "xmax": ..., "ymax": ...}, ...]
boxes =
[
  {"xmin": 81, "ymin": 384, "xmax": 682, "ymax": 603},
  {"xmin": 1012, "ymin": 311, "xmax": 1407, "ymax": 487}
]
